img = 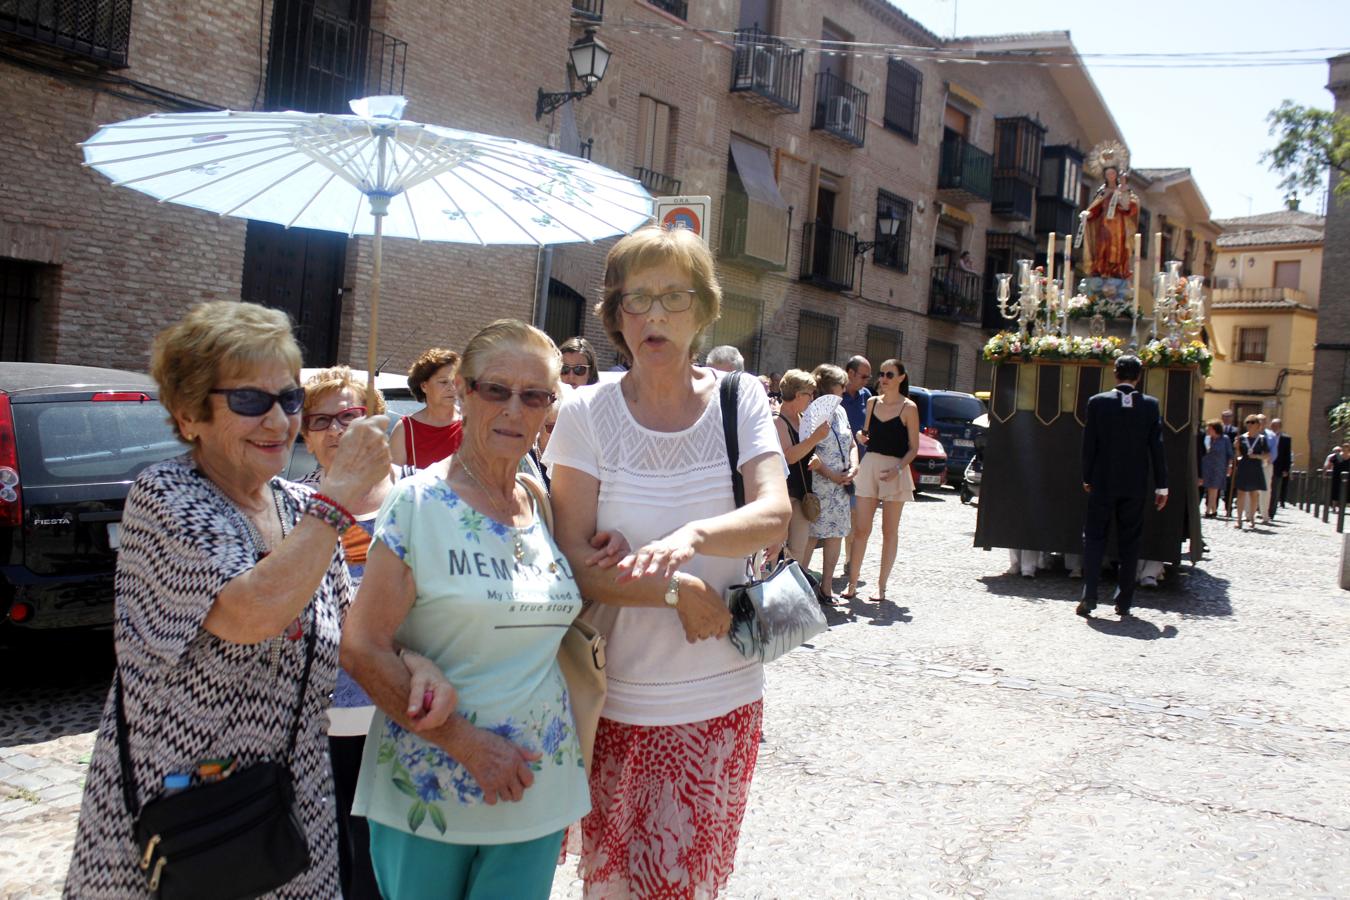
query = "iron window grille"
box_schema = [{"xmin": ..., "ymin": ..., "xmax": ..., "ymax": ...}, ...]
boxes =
[
  {"xmin": 872, "ymin": 190, "xmax": 912, "ymax": 272},
  {"xmin": 811, "ymin": 70, "xmax": 867, "ymax": 147},
  {"xmin": 924, "ymin": 340, "xmax": 958, "ymax": 391},
  {"xmin": 800, "ymin": 221, "xmax": 856, "ymax": 292},
  {"xmin": 796, "ymin": 311, "xmax": 838, "ymax": 370},
  {"xmin": 711, "ymin": 294, "xmax": 763, "ymax": 373},
  {"xmin": 866, "ymin": 326, "xmax": 903, "ymax": 370},
  {"xmin": 571, "ymin": 0, "xmax": 603, "ymax": 22},
  {"xmin": 0, "ymin": 0, "xmax": 133, "ymax": 67},
  {"xmin": 645, "ymin": 0, "xmax": 686, "ymax": 19},
  {"xmin": 634, "ymin": 166, "xmax": 682, "ymax": 196},
  {"xmin": 265, "ymin": 1, "xmax": 408, "ymax": 114},
  {"xmin": 729, "ymin": 26, "xmax": 803, "ymax": 113}
]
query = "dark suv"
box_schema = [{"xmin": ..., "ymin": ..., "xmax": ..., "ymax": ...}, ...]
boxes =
[
  {"xmin": 907, "ymin": 387, "xmax": 986, "ymax": 485},
  {"xmin": 0, "ymin": 364, "xmax": 181, "ymax": 637}
]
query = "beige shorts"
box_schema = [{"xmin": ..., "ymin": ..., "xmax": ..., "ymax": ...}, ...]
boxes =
[{"xmin": 855, "ymin": 452, "xmax": 914, "ymax": 502}]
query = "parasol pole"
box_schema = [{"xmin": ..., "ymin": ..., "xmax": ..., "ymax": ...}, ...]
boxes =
[{"xmin": 366, "ymin": 206, "xmax": 385, "ymax": 411}]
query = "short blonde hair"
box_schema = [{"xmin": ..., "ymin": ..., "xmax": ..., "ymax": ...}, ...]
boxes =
[
  {"xmin": 461, "ymin": 319, "xmax": 562, "ymax": 392},
  {"xmin": 596, "ymin": 225, "xmax": 721, "ymax": 360},
  {"xmin": 407, "ymin": 348, "xmax": 461, "ymax": 403},
  {"xmin": 812, "ymin": 363, "xmax": 847, "ymax": 395},
  {"xmin": 301, "ymin": 365, "xmax": 386, "ymax": 429},
  {"xmin": 151, "ymin": 301, "xmax": 301, "ymax": 442},
  {"xmin": 779, "ymin": 368, "xmax": 816, "ymax": 402}
]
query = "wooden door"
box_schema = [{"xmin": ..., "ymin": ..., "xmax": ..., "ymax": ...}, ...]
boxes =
[{"xmin": 240, "ymin": 221, "xmax": 345, "ymax": 366}]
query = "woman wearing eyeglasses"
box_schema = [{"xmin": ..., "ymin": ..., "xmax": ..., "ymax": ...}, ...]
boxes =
[
  {"xmin": 390, "ymin": 348, "xmax": 464, "ymax": 469},
  {"xmin": 558, "ymin": 336, "xmax": 600, "ymax": 389},
  {"xmin": 66, "ymin": 302, "xmax": 453, "ymax": 898},
  {"xmin": 545, "ymin": 225, "xmax": 790, "ymax": 898},
  {"xmin": 297, "ymin": 366, "xmax": 419, "ymax": 899},
  {"xmin": 343, "ymin": 320, "xmax": 592, "ymax": 899},
  {"xmin": 844, "ymin": 359, "xmax": 919, "ymax": 603}
]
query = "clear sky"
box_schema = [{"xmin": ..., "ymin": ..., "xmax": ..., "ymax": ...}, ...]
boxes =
[{"xmin": 893, "ymin": 0, "xmax": 1349, "ymax": 221}]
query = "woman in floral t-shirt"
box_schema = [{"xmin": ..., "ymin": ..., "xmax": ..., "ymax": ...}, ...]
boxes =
[{"xmin": 342, "ymin": 320, "xmax": 590, "ymax": 900}]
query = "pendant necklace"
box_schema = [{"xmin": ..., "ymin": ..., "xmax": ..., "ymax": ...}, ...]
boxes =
[{"xmin": 455, "ymin": 457, "xmax": 528, "ymax": 563}]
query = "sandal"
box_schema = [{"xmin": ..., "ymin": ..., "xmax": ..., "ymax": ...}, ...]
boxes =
[{"xmin": 838, "ymin": 588, "xmax": 858, "ymax": 601}]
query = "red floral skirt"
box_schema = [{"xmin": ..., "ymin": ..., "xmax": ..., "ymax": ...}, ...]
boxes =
[{"xmin": 574, "ymin": 700, "xmax": 763, "ymax": 899}]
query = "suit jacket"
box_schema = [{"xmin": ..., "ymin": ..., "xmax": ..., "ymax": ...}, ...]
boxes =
[
  {"xmin": 1273, "ymin": 433, "xmax": 1293, "ymax": 473},
  {"xmin": 1081, "ymin": 383, "xmax": 1168, "ymax": 498}
]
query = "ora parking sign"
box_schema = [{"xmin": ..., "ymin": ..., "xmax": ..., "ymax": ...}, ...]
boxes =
[{"xmin": 654, "ymin": 195, "xmax": 712, "ymax": 245}]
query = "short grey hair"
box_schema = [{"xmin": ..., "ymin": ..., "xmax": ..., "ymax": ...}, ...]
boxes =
[{"xmin": 705, "ymin": 345, "xmax": 745, "ymax": 372}]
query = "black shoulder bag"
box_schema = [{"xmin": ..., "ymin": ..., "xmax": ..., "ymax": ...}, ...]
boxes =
[
  {"xmin": 114, "ymin": 612, "xmax": 316, "ymax": 899},
  {"xmin": 720, "ymin": 375, "xmax": 829, "ymax": 663}
]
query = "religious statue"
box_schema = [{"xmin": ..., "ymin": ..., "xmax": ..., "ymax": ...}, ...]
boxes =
[{"xmin": 1077, "ymin": 141, "xmax": 1139, "ymax": 280}]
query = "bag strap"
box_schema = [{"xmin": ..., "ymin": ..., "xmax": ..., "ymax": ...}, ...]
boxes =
[
  {"xmin": 114, "ymin": 605, "xmax": 317, "ymax": 818},
  {"xmin": 777, "ymin": 413, "xmax": 812, "ymax": 483},
  {"xmin": 518, "ymin": 472, "xmax": 553, "ymax": 534},
  {"xmin": 719, "ymin": 374, "xmax": 744, "ymax": 508}
]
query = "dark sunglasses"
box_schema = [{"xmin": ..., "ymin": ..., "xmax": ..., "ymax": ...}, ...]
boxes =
[
  {"xmin": 302, "ymin": 406, "xmax": 366, "ymax": 432},
  {"xmin": 210, "ymin": 386, "xmax": 305, "ymax": 417},
  {"xmin": 879, "ymin": 371, "xmax": 899, "ymax": 379},
  {"xmin": 561, "ymin": 364, "xmax": 591, "ymax": 377},
  {"xmin": 467, "ymin": 379, "xmax": 555, "ymax": 409}
]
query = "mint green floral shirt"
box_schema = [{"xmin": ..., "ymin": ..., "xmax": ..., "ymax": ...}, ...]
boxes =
[{"xmin": 352, "ymin": 470, "xmax": 590, "ymax": 844}]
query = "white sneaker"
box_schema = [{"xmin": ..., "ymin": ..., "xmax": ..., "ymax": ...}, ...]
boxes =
[{"xmin": 1140, "ymin": 575, "xmax": 1158, "ymax": 588}]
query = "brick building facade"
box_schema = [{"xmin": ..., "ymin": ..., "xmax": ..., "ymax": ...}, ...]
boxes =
[
  {"xmin": 1310, "ymin": 52, "xmax": 1350, "ymax": 461},
  {"xmin": 0, "ymin": 3, "xmax": 1208, "ymax": 391}
]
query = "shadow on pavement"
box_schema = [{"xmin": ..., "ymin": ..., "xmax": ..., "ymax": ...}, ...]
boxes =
[
  {"xmin": 976, "ymin": 562, "xmax": 1234, "ymax": 619},
  {"xmin": 0, "ymin": 629, "xmax": 113, "ymax": 747},
  {"xmin": 1085, "ymin": 617, "xmax": 1180, "ymax": 640}
]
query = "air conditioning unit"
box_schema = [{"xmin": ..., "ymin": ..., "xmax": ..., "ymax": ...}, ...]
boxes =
[
  {"xmin": 826, "ymin": 96, "xmax": 854, "ymax": 134},
  {"xmin": 752, "ymin": 46, "xmax": 776, "ymax": 87}
]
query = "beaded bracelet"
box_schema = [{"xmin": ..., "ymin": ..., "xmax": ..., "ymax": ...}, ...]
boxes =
[{"xmin": 305, "ymin": 492, "xmax": 356, "ymax": 533}]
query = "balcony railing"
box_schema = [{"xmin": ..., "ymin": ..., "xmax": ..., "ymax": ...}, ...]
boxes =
[
  {"xmin": 937, "ymin": 137, "xmax": 992, "ymax": 203},
  {"xmin": 992, "ymin": 177, "xmax": 1035, "ymax": 221},
  {"xmin": 730, "ymin": 26, "xmax": 803, "ymax": 113},
  {"xmin": 1, "ymin": 0, "xmax": 132, "ymax": 66},
  {"xmin": 266, "ymin": 1, "xmax": 408, "ymax": 114},
  {"xmin": 634, "ymin": 167, "xmax": 681, "ymax": 196},
  {"xmin": 810, "ymin": 71, "xmax": 867, "ymax": 147},
  {"xmin": 929, "ymin": 265, "xmax": 982, "ymax": 323},
  {"xmin": 800, "ymin": 222, "xmax": 856, "ymax": 291},
  {"xmin": 570, "ymin": 0, "xmax": 603, "ymax": 21},
  {"xmin": 645, "ymin": 0, "xmax": 685, "ymax": 18},
  {"xmin": 1210, "ymin": 287, "xmax": 1309, "ymax": 305},
  {"xmin": 1034, "ymin": 196, "xmax": 1077, "ymax": 236}
]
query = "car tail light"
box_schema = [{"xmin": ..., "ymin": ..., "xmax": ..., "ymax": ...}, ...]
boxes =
[
  {"xmin": 0, "ymin": 394, "xmax": 20, "ymax": 526},
  {"xmin": 923, "ymin": 426, "xmax": 939, "ymax": 438},
  {"xmin": 92, "ymin": 391, "xmax": 152, "ymax": 402},
  {"xmin": 7, "ymin": 599, "xmax": 33, "ymax": 623}
]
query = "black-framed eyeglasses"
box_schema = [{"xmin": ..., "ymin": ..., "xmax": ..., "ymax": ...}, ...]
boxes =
[
  {"xmin": 210, "ymin": 386, "xmax": 305, "ymax": 417},
  {"xmin": 302, "ymin": 406, "xmax": 366, "ymax": 432},
  {"xmin": 561, "ymin": 364, "xmax": 591, "ymax": 377},
  {"xmin": 619, "ymin": 289, "xmax": 697, "ymax": 315},
  {"xmin": 466, "ymin": 379, "xmax": 556, "ymax": 409}
]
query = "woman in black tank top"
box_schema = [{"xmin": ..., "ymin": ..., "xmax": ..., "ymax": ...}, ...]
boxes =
[{"xmin": 842, "ymin": 359, "xmax": 920, "ymax": 603}]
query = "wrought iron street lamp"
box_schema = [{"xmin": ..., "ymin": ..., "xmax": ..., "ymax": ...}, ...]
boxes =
[
  {"xmin": 536, "ymin": 28, "xmax": 613, "ymax": 120},
  {"xmin": 853, "ymin": 210, "xmax": 902, "ymax": 296}
]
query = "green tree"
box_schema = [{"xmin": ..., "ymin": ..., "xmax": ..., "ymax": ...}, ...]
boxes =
[{"xmin": 1261, "ymin": 101, "xmax": 1350, "ymax": 203}]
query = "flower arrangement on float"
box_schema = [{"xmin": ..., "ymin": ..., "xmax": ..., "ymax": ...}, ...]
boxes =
[
  {"xmin": 983, "ymin": 332, "xmax": 1125, "ymax": 364},
  {"xmin": 1137, "ymin": 338, "xmax": 1213, "ymax": 376}
]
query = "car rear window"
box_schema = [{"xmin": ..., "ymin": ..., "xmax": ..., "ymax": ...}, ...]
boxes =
[
  {"xmin": 932, "ymin": 394, "xmax": 985, "ymax": 424},
  {"xmin": 13, "ymin": 401, "xmax": 182, "ymax": 487},
  {"xmin": 910, "ymin": 392, "xmax": 930, "ymax": 424}
]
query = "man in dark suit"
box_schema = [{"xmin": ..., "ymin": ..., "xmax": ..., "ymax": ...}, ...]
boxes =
[
  {"xmin": 1268, "ymin": 417, "xmax": 1293, "ymax": 519},
  {"xmin": 1219, "ymin": 409, "xmax": 1239, "ymax": 517},
  {"xmin": 1077, "ymin": 355, "xmax": 1168, "ymax": 619}
]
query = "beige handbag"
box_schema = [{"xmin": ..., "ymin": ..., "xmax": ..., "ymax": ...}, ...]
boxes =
[{"xmin": 517, "ymin": 474, "xmax": 607, "ymax": 772}]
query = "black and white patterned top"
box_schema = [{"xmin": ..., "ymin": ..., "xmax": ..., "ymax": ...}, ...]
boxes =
[{"xmin": 64, "ymin": 455, "xmax": 349, "ymax": 899}]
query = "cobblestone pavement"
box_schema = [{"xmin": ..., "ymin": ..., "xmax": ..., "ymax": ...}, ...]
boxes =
[{"xmin": 4, "ymin": 491, "xmax": 1348, "ymax": 898}]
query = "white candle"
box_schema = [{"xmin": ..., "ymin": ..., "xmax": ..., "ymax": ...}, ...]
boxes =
[
  {"xmin": 1046, "ymin": 232, "xmax": 1056, "ymax": 283},
  {"xmin": 1132, "ymin": 232, "xmax": 1142, "ymax": 321},
  {"xmin": 1063, "ymin": 235, "xmax": 1071, "ymax": 284},
  {"xmin": 1152, "ymin": 231, "xmax": 1162, "ymax": 276}
]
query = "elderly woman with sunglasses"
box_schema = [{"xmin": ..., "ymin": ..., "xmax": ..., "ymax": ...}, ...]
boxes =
[
  {"xmin": 298, "ymin": 366, "xmax": 449, "ymax": 899},
  {"xmin": 545, "ymin": 225, "xmax": 790, "ymax": 898},
  {"xmin": 342, "ymin": 320, "xmax": 592, "ymax": 900},
  {"xmin": 66, "ymin": 303, "xmax": 453, "ymax": 898}
]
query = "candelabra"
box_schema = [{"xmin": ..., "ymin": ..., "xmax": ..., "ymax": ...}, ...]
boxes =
[
  {"xmin": 1150, "ymin": 260, "xmax": 1206, "ymax": 343},
  {"xmin": 995, "ymin": 259, "xmax": 1043, "ymax": 337}
]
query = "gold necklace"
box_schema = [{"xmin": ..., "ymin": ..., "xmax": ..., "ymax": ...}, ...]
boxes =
[{"xmin": 455, "ymin": 457, "xmax": 527, "ymax": 562}]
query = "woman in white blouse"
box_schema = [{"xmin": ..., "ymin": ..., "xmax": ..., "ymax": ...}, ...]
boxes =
[{"xmin": 545, "ymin": 225, "xmax": 790, "ymax": 898}]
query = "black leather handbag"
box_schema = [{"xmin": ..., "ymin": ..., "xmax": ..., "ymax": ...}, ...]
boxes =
[{"xmin": 114, "ymin": 614, "xmax": 316, "ymax": 899}]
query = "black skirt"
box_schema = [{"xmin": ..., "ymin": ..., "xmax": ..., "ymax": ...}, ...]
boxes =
[{"xmin": 1234, "ymin": 457, "xmax": 1267, "ymax": 492}]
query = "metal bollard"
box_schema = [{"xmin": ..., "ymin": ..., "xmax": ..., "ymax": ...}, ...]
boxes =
[
  {"xmin": 1324, "ymin": 473, "xmax": 1334, "ymax": 523},
  {"xmin": 1340, "ymin": 473, "xmax": 1348, "ymax": 532}
]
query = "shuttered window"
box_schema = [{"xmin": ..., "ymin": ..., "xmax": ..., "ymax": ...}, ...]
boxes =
[
  {"xmin": 865, "ymin": 326, "xmax": 903, "ymax": 368},
  {"xmin": 883, "ymin": 59, "xmax": 921, "ymax": 141},
  {"xmin": 924, "ymin": 340, "xmax": 957, "ymax": 390},
  {"xmin": 796, "ymin": 312, "xmax": 838, "ymax": 369},
  {"xmin": 712, "ymin": 294, "xmax": 763, "ymax": 373}
]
